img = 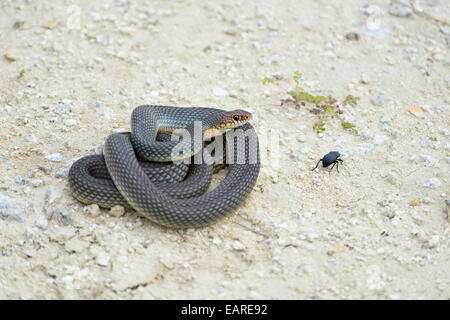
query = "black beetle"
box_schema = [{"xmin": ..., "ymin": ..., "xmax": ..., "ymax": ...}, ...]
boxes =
[{"xmin": 312, "ymin": 151, "xmax": 343, "ymax": 174}]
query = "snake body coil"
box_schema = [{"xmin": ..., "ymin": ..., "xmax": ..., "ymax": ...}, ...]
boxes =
[{"xmin": 68, "ymin": 105, "xmax": 260, "ymax": 228}]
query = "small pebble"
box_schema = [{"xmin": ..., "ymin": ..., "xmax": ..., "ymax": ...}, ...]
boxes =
[
  {"xmin": 52, "ymin": 205, "xmax": 71, "ymax": 226},
  {"xmin": 373, "ymin": 135, "xmax": 388, "ymax": 145},
  {"xmin": 39, "ymin": 164, "xmax": 52, "ymax": 175},
  {"xmin": 90, "ymin": 101, "xmax": 111, "ymax": 118},
  {"xmin": 439, "ymin": 25, "xmax": 449, "ymax": 35},
  {"xmin": 232, "ymin": 240, "xmax": 245, "ymax": 251},
  {"xmin": 421, "ymin": 155, "xmax": 434, "ymax": 163},
  {"xmin": 26, "ymin": 134, "xmax": 38, "ymax": 143},
  {"xmin": 34, "ymin": 217, "xmax": 49, "ymax": 230},
  {"xmin": 55, "ymin": 158, "xmax": 80, "ymax": 179},
  {"xmin": 389, "ymin": 1, "xmax": 413, "ymax": 17},
  {"xmin": 371, "ymin": 95, "xmax": 391, "ymax": 106},
  {"xmin": 270, "ymin": 174, "xmax": 279, "ymax": 184},
  {"xmin": 109, "ymin": 205, "xmax": 125, "ymax": 217},
  {"xmin": 83, "ymin": 204, "xmax": 101, "ymax": 217},
  {"xmin": 357, "ymin": 143, "xmax": 374, "ymax": 154},
  {"xmin": 95, "ymin": 144, "xmax": 104, "ymax": 155},
  {"xmin": 386, "ymin": 172, "xmax": 400, "ymax": 186},
  {"xmin": 13, "ymin": 21, "xmax": 24, "ymax": 29},
  {"xmin": 64, "ymin": 119, "xmax": 76, "ymax": 127},
  {"xmin": 0, "ymin": 192, "xmax": 33, "ymax": 222},
  {"xmin": 360, "ymin": 73, "xmax": 370, "ymax": 84},
  {"xmin": 345, "ymin": 32, "xmax": 360, "ymax": 40},
  {"xmin": 96, "ymin": 252, "xmax": 110, "ymax": 267},
  {"xmin": 407, "ymin": 107, "xmax": 424, "ymax": 118},
  {"xmin": 30, "ymin": 179, "xmax": 43, "ymax": 187},
  {"xmin": 414, "ymin": 62, "xmax": 426, "ymax": 70},
  {"xmin": 299, "ymin": 145, "xmax": 310, "ymax": 154},
  {"xmin": 423, "ymin": 178, "xmax": 441, "ymax": 188},
  {"xmin": 380, "ymin": 115, "xmax": 391, "ymax": 123},
  {"xmin": 427, "ymin": 235, "xmax": 440, "ymax": 248},
  {"xmin": 212, "ymin": 87, "xmax": 229, "ymax": 97},
  {"xmin": 15, "ymin": 176, "xmax": 27, "ymax": 186},
  {"xmin": 45, "ymin": 153, "xmax": 62, "ymax": 162},
  {"xmin": 4, "ymin": 52, "xmax": 17, "ymax": 61},
  {"xmin": 55, "ymin": 104, "xmax": 72, "ymax": 115}
]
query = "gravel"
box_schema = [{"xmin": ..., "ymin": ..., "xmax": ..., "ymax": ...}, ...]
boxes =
[
  {"xmin": 95, "ymin": 252, "xmax": 111, "ymax": 267},
  {"xmin": 0, "ymin": 193, "xmax": 34, "ymax": 223},
  {"xmin": 109, "ymin": 205, "xmax": 125, "ymax": 217},
  {"xmin": 83, "ymin": 204, "xmax": 101, "ymax": 217},
  {"xmin": 65, "ymin": 238, "xmax": 89, "ymax": 253},
  {"xmin": 55, "ymin": 158, "xmax": 80, "ymax": 179},
  {"xmin": 45, "ymin": 153, "xmax": 62, "ymax": 162},
  {"xmin": 389, "ymin": 0, "xmax": 414, "ymax": 17},
  {"xmin": 0, "ymin": 0, "xmax": 448, "ymax": 301},
  {"xmin": 371, "ymin": 94, "xmax": 391, "ymax": 106},
  {"xmin": 90, "ymin": 101, "xmax": 112, "ymax": 119},
  {"xmin": 55, "ymin": 104, "xmax": 72, "ymax": 115},
  {"xmin": 373, "ymin": 135, "xmax": 388, "ymax": 145},
  {"xmin": 345, "ymin": 32, "xmax": 360, "ymax": 41},
  {"xmin": 357, "ymin": 143, "xmax": 375, "ymax": 154},
  {"xmin": 423, "ymin": 178, "xmax": 442, "ymax": 188},
  {"xmin": 213, "ymin": 87, "xmax": 229, "ymax": 97},
  {"xmin": 360, "ymin": 73, "xmax": 371, "ymax": 84},
  {"xmin": 51, "ymin": 205, "xmax": 72, "ymax": 226},
  {"xmin": 299, "ymin": 145, "xmax": 311, "ymax": 154},
  {"xmin": 34, "ymin": 216, "xmax": 49, "ymax": 230},
  {"xmin": 421, "ymin": 155, "xmax": 434, "ymax": 163}
]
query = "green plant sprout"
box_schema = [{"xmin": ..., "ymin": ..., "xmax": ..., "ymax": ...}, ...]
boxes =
[
  {"xmin": 326, "ymin": 105, "xmax": 338, "ymax": 117},
  {"xmin": 18, "ymin": 69, "xmax": 25, "ymax": 78},
  {"xmin": 313, "ymin": 120, "xmax": 326, "ymax": 133},
  {"xmin": 262, "ymin": 77, "xmax": 274, "ymax": 85},
  {"xmin": 262, "ymin": 71, "xmax": 360, "ymax": 134},
  {"xmin": 343, "ymin": 94, "xmax": 360, "ymax": 106},
  {"xmin": 341, "ymin": 121, "xmax": 358, "ymax": 135}
]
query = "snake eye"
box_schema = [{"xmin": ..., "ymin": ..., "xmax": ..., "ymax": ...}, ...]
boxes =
[{"xmin": 233, "ymin": 115, "xmax": 240, "ymax": 121}]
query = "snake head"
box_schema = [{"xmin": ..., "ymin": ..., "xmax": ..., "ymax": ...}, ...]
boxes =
[
  {"xmin": 203, "ymin": 109, "xmax": 252, "ymax": 139},
  {"xmin": 221, "ymin": 109, "xmax": 252, "ymax": 128}
]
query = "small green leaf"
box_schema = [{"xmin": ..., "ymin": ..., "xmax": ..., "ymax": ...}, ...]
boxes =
[
  {"xmin": 293, "ymin": 71, "xmax": 302, "ymax": 81},
  {"xmin": 326, "ymin": 105, "xmax": 338, "ymax": 117},
  {"xmin": 262, "ymin": 77, "xmax": 274, "ymax": 85},
  {"xmin": 313, "ymin": 121, "xmax": 326, "ymax": 133},
  {"xmin": 343, "ymin": 94, "xmax": 360, "ymax": 105},
  {"xmin": 341, "ymin": 121, "xmax": 358, "ymax": 134},
  {"xmin": 289, "ymin": 90, "xmax": 297, "ymax": 99},
  {"xmin": 297, "ymin": 92, "xmax": 307, "ymax": 101},
  {"xmin": 312, "ymin": 95, "xmax": 325, "ymax": 105}
]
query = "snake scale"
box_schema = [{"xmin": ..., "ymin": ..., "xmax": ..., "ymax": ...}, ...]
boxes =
[{"xmin": 68, "ymin": 105, "xmax": 260, "ymax": 228}]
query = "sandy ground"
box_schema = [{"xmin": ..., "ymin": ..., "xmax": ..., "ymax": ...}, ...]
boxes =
[{"xmin": 0, "ymin": 0, "xmax": 449, "ymax": 299}]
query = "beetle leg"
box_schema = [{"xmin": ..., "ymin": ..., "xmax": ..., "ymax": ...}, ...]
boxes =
[
  {"xmin": 312, "ymin": 158, "xmax": 323, "ymax": 171},
  {"xmin": 329, "ymin": 162, "xmax": 336, "ymax": 174}
]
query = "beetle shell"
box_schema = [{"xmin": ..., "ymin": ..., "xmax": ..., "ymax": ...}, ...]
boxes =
[{"xmin": 322, "ymin": 151, "xmax": 340, "ymax": 167}]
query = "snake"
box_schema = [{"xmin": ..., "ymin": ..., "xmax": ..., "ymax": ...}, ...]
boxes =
[{"xmin": 68, "ymin": 105, "xmax": 260, "ymax": 228}]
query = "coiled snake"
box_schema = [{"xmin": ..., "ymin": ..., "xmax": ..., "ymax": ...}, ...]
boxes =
[{"xmin": 68, "ymin": 105, "xmax": 260, "ymax": 228}]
